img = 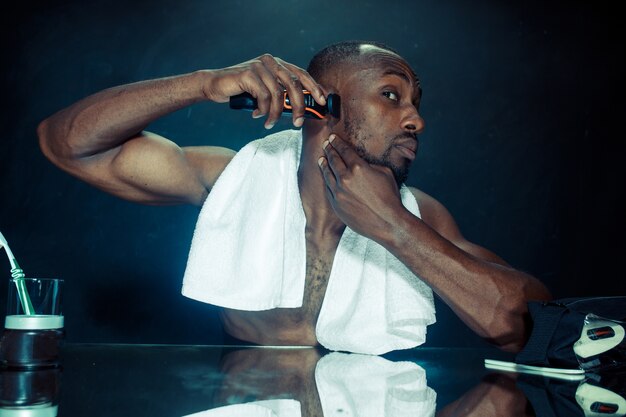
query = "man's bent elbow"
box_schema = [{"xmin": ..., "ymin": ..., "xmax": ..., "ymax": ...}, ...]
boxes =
[
  {"xmin": 37, "ymin": 119, "xmax": 54, "ymax": 160},
  {"xmin": 37, "ymin": 119, "xmax": 61, "ymax": 167},
  {"xmin": 37, "ymin": 117, "xmax": 78, "ymax": 169}
]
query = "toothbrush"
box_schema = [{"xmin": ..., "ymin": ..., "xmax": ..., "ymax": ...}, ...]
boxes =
[{"xmin": 0, "ymin": 230, "xmax": 34, "ymax": 315}]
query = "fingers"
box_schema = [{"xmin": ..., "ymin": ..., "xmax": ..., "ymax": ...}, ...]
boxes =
[
  {"xmin": 321, "ymin": 135, "xmax": 346, "ymax": 177},
  {"xmin": 317, "ymin": 156, "xmax": 336, "ymax": 198},
  {"xmin": 241, "ymin": 69, "xmax": 273, "ymax": 121},
  {"xmin": 322, "ymin": 134, "xmax": 363, "ymax": 172},
  {"xmin": 215, "ymin": 54, "xmax": 325, "ymax": 129},
  {"xmin": 252, "ymin": 55, "xmax": 289, "ymax": 129},
  {"xmin": 271, "ymin": 60, "xmax": 306, "ymax": 126},
  {"xmin": 279, "ymin": 59, "xmax": 326, "ymax": 106},
  {"xmin": 251, "ymin": 54, "xmax": 325, "ymax": 129},
  {"xmin": 318, "ymin": 134, "xmax": 367, "ymax": 195}
]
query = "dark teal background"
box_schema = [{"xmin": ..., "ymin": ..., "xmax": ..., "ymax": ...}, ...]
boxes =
[{"xmin": 1, "ymin": 0, "xmax": 624, "ymax": 347}]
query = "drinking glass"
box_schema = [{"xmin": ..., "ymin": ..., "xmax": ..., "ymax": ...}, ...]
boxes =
[{"xmin": 0, "ymin": 278, "xmax": 64, "ymax": 369}]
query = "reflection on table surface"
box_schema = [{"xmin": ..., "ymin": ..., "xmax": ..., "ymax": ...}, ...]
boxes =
[{"xmin": 0, "ymin": 344, "xmax": 624, "ymax": 416}]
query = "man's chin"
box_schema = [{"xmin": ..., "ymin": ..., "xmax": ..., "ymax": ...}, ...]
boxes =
[
  {"xmin": 354, "ymin": 144, "xmax": 410, "ymax": 186},
  {"xmin": 391, "ymin": 168, "xmax": 409, "ymax": 187},
  {"xmin": 380, "ymin": 159, "xmax": 411, "ymax": 186},
  {"xmin": 373, "ymin": 161, "xmax": 409, "ymax": 187}
]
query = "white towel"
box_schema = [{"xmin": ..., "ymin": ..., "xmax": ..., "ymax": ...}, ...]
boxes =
[{"xmin": 182, "ymin": 130, "xmax": 436, "ymax": 354}]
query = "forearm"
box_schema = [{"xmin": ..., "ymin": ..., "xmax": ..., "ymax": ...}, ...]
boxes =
[
  {"xmin": 381, "ymin": 209, "xmax": 551, "ymax": 352},
  {"xmin": 38, "ymin": 70, "xmax": 211, "ymax": 161},
  {"xmin": 317, "ymin": 134, "xmax": 552, "ymax": 351}
]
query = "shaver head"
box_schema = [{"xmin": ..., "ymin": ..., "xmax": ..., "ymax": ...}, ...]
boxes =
[{"xmin": 326, "ymin": 94, "xmax": 340, "ymax": 119}]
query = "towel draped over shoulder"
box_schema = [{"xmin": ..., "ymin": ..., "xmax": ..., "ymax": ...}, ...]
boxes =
[{"xmin": 182, "ymin": 130, "xmax": 436, "ymax": 354}]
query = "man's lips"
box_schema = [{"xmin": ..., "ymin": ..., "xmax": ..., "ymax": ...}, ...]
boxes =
[{"xmin": 393, "ymin": 138, "xmax": 418, "ymax": 160}]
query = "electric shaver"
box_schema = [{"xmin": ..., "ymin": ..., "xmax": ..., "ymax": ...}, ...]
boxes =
[{"xmin": 229, "ymin": 90, "xmax": 340, "ymax": 120}]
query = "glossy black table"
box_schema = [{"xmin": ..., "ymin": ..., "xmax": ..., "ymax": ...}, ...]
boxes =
[{"xmin": 0, "ymin": 344, "xmax": 622, "ymax": 416}]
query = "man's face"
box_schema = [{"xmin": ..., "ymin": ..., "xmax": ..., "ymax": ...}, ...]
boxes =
[{"xmin": 333, "ymin": 48, "xmax": 424, "ymax": 186}]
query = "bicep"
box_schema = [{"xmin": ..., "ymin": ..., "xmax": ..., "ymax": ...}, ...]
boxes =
[
  {"xmin": 410, "ymin": 187, "xmax": 510, "ymax": 267},
  {"xmin": 69, "ymin": 131, "xmax": 235, "ymax": 206}
]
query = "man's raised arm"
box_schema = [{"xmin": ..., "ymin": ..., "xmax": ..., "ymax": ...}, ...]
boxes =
[{"xmin": 37, "ymin": 54, "xmax": 325, "ymax": 206}]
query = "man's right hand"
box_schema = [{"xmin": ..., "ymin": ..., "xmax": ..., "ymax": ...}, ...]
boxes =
[{"xmin": 201, "ymin": 54, "xmax": 326, "ymax": 129}]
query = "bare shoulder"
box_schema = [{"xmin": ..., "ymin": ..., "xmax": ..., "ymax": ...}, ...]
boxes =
[
  {"xmin": 407, "ymin": 186, "xmax": 510, "ymax": 266},
  {"xmin": 407, "ymin": 187, "xmax": 458, "ymax": 239}
]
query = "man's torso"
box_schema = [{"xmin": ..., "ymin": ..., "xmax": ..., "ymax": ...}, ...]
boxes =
[{"xmin": 219, "ymin": 230, "xmax": 341, "ymax": 346}]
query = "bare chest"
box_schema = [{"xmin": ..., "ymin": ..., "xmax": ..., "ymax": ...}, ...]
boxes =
[
  {"xmin": 299, "ymin": 246, "xmax": 336, "ymax": 323},
  {"xmin": 220, "ymin": 234, "xmax": 340, "ymax": 345}
]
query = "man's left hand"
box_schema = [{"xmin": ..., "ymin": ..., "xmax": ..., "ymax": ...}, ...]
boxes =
[{"xmin": 317, "ymin": 134, "xmax": 406, "ymax": 241}]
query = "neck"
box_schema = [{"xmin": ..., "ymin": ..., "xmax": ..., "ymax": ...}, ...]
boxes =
[{"xmin": 298, "ymin": 123, "xmax": 345, "ymax": 238}]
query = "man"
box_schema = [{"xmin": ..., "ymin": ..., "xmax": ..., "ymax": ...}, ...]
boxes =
[{"xmin": 37, "ymin": 40, "xmax": 551, "ymax": 353}]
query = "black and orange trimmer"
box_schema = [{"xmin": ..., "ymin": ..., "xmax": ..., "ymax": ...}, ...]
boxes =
[{"xmin": 229, "ymin": 90, "xmax": 340, "ymax": 120}]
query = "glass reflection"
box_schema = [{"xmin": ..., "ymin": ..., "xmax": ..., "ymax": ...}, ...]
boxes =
[
  {"xmin": 185, "ymin": 347, "xmax": 436, "ymax": 417},
  {"xmin": 0, "ymin": 364, "xmax": 61, "ymax": 416},
  {"xmin": 180, "ymin": 346, "xmax": 625, "ymax": 417},
  {"xmin": 1, "ymin": 344, "xmax": 621, "ymax": 417}
]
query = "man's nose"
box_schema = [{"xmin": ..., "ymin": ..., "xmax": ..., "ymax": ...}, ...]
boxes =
[{"xmin": 402, "ymin": 106, "xmax": 425, "ymax": 134}]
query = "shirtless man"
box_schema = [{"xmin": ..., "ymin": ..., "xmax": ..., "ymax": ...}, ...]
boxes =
[{"xmin": 37, "ymin": 41, "xmax": 551, "ymax": 353}]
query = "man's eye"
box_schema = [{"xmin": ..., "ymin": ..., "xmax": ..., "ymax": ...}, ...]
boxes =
[{"xmin": 383, "ymin": 91, "xmax": 399, "ymax": 101}]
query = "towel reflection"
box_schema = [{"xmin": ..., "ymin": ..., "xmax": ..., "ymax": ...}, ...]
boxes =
[{"xmin": 185, "ymin": 346, "xmax": 436, "ymax": 417}]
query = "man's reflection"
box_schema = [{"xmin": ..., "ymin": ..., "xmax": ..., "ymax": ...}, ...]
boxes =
[
  {"xmin": 216, "ymin": 347, "xmax": 324, "ymax": 415},
  {"xmin": 187, "ymin": 346, "xmax": 436, "ymax": 417},
  {"xmin": 188, "ymin": 347, "xmax": 529, "ymax": 417},
  {"xmin": 437, "ymin": 373, "xmax": 533, "ymax": 417},
  {"xmin": 183, "ymin": 347, "xmax": 624, "ymax": 417}
]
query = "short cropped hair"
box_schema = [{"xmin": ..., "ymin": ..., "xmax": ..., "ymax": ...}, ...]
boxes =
[{"xmin": 306, "ymin": 40, "xmax": 400, "ymax": 83}]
